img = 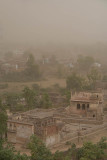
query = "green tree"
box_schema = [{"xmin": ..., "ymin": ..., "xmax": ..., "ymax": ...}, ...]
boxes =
[
  {"xmin": 77, "ymin": 138, "xmax": 107, "ymax": 160},
  {"xmin": 66, "ymin": 73, "xmax": 86, "ymax": 91},
  {"xmin": 0, "ymin": 139, "xmax": 29, "ymax": 160},
  {"xmin": 26, "ymin": 54, "xmax": 35, "ymax": 67},
  {"xmin": 53, "ymin": 150, "xmax": 70, "ymax": 160},
  {"xmin": 25, "ymin": 54, "xmax": 40, "ymax": 80},
  {"xmin": 0, "ymin": 100, "xmax": 7, "ymax": 139},
  {"xmin": 65, "ymin": 90, "xmax": 71, "ymax": 105},
  {"xmin": 77, "ymin": 55, "xmax": 94, "ymax": 72},
  {"xmin": 40, "ymin": 92, "xmax": 52, "ymax": 108},
  {"xmin": 28, "ymin": 135, "xmax": 53, "ymax": 160},
  {"xmin": 4, "ymin": 93, "xmax": 21, "ymax": 111},
  {"xmin": 87, "ymin": 68, "xmax": 101, "ymax": 90},
  {"xmin": 23, "ymin": 87, "xmax": 36, "ymax": 109}
]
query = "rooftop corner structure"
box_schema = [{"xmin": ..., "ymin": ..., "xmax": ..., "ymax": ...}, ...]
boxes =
[{"xmin": 68, "ymin": 91, "xmax": 103, "ymax": 122}]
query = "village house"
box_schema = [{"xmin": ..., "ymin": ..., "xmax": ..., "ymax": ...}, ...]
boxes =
[
  {"xmin": 67, "ymin": 90, "xmax": 103, "ymax": 121},
  {"xmin": 7, "ymin": 90, "xmax": 104, "ymax": 148},
  {"xmin": 7, "ymin": 109, "xmax": 61, "ymax": 147}
]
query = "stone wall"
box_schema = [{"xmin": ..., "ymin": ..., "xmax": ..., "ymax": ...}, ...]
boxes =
[{"xmin": 7, "ymin": 120, "xmax": 34, "ymax": 145}]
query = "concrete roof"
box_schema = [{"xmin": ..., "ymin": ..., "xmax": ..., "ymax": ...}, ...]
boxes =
[{"xmin": 21, "ymin": 108, "xmax": 57, "ymax": 119}]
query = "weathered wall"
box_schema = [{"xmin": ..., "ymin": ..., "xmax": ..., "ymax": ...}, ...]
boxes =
[
  {"xmin": 45, "ymin": 134, "xmax": 60, "ymax": 147},
  {"xmin": 7, "ymin": 121, "xmax": 34, "ymax": 145},
  {"xmin": 62, "ymin": 118, "xmax": 103, "ymax": 125},
  {"xmin": 44, "ymin": 125, "xmax": 61, "ymax": 147},
  {"xmin": 70, "ymin": 102, "xmax": 87, "ymax": 116},
  {"xmin": 7, "ymin": 132, "xmax": 16, "ymax": 143}
]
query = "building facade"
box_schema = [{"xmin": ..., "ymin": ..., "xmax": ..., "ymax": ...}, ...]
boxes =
[{"xmin": 68, "ymin": 91, "xmax": 103, "ymax": 121}]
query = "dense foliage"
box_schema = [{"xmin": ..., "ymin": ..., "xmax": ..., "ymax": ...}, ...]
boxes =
[
  {"xmin": 0, "ymin": 100, "xmax": 7, "ymax": 139},
  {"xmin": 0, "ymin": 136, "xmax": 107, "ymax": 160},
  {"xmin": 77, "ymin": 55, "xmax": 94, "ymax": 72},
  {"xmin": 0, "ymin": 140, "xmax": 29, "ymax": 160},
  {"xmin": 66, "ymin": 68, "xmax": 101, "ymax": 91},
  {"xmin": 1, "ymin": 54, "xmax": 41, "ymax": 82}
]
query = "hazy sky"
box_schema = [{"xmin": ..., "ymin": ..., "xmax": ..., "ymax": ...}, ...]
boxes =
[{"xmin": 0, "ymin": 0, "xmax": 107, "ymax": 47}]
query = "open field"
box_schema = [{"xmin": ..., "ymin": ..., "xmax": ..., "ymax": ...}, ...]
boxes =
[{"xmin": 0, "ymin": 78, "xmax": 66, "ymax": 94}]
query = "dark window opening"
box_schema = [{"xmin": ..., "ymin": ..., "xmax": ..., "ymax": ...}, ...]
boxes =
[
  {"xmin": 77, "ymin": 104, "xmax": 80, "ymax": 109},
  {"xmin": 87, "ymin": 104, "xmax": 89, "ymax": 109},
  {"xmin": 93, "ymin": 114, "xmax": 95, "ymax": 117},
  {"xmin": 97, "ymin": 95, "xmax": 98, "ymax": 98},
  {"xmin": 5, "ymin": 132, "xmax": 7, "ymax": 138},
  {"xmin": 82, "ymin": 104, "xmax": 85, "ymax": 110}
]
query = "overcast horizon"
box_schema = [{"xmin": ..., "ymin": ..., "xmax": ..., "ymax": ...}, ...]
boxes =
[{"xmin": 0, "ymin": 0, "xmax": 107, "ymax": 48}]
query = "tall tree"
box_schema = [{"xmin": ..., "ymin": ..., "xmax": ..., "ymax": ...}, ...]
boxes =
[
  {"xmin": 28, "ymin": 135, "xmax": 53, "ymax": 160},
  {"xmin": 40, "ymin": 92, "xmax": 52, "ymax": 109},
  {"xmin": 23, "ymin": 87, "xmax": 36, "ymax": 109},
  {"xmin": 0, "ymin": 100, "xmax": 7, "ymax": 139},
  {"xmin": 0, "ymin": 139, "xmax": 29, "ymax": 160},
  {"xmin": 87, "ymin": 68, "xmax": 101, "ymax": 89},
  {"xmin": 66, "ymin": 73, "xmax": 86, "ymax": 91},
  {"xmin": 77, "ymin": 138, "xmax": 107, "ymax": 160},
  {"xmin": 25, "ymin": 54, "xmax": 40, "ymax": 80},
  {"xmin": 77, "ymin": 55, "xmax": 94, "ymax": 72}
]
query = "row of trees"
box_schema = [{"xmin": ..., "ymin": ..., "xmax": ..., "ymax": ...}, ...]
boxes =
[
  {"xmin": 66, "ymin": 67, "xmax": 101, "ymax": 91},
  {"xmin": 1, "ymin": 54, "xmax": 41, "ymax": 82},
  {"xmin": 2, "ymin": 66, "xmax": 100, "ymax": 112},
  {"xmin": 23, "ymin": 87, "xmax": 52, "ymax": 109},
  {"xmin": 0, "ymin": 135, "xmax": 107, "ymax": 160},
  {"xmin": 2, "ymin": 86, "xmax": 53, "ymax": 112},
  {"xmin": 0, "ymin": 100, "xmax": 7, "ymax": 139},
  {"xmin": 77, "ymin": 55, "xmax": 95, "ymax": 72}
]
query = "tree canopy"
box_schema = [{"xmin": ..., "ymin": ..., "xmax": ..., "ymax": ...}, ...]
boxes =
[
  {"xmin": 77, "ymin": 55, "xmax": 94, "ymax": 72},
  {"xmin": 66, "ymin": 73, "xmax": 86, "ymax": 91},
  {"xmin": 0, "ymin": 100, "xmax": 7, "ymax": 139},
  {"xmin": 0, "ymin": 135, "xmax": 107, "ymax": 160}
]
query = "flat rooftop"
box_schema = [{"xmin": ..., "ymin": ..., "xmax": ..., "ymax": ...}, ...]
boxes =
[{"xmin": 21, "ymin": 108, "xmax": 58, "ymax": 119}]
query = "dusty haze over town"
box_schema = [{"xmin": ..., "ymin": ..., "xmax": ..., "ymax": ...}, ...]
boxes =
[
  {"xmin": 0, "ymin": 0, "xmax": 107, "ymax": 48},
  {"xmin": 0, "ymin": 1, "xmax": 107, "ymax": 158}
]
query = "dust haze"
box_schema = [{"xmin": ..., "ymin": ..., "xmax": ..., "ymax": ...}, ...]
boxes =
[{"xmin": 0, "ymin": 0, "xmax": 107, "ymax": 48}]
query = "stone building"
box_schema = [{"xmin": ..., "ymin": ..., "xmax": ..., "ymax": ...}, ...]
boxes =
[
  {"xmin": 68, "ymin": 91, "xmax": 103, "ymax": 121},
  {"xmin": 7, "ymin": 109, "xmax": 61, "ymax": 147},
  {"xmin": 7, "ymin": 120, "xmax": 34, "ymax": 146},
  {"xmin": 7, "ymin": 90, "xmax": 104, "ymax": 148}
]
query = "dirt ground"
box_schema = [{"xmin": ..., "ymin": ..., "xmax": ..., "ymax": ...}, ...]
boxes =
[
  {"xmin": 15, "ymin": 128, "xmax": 107, "ymax": 155},
  {"xmin": 51, "ymin": 128, "xmax": 107, "ymax": 153},
  {"xmin": 0, "ymin": 78, "xmax": 66, "ymax": 94}
]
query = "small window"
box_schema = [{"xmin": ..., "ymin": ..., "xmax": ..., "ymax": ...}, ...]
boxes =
[
  {"xmin": 93, "ymin": 114, "xmax": 95, "ymax": 117},
  {"xmin": 82, "ymin": 104, "xmax": 85, "ymax": 110},
  {"xmin": 87, "ymin": 104, "xmax": 89, "ymax": 109},
  {"xmin": 77, "ymin": 104, "xmax": 80, "ymax": 109}
]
